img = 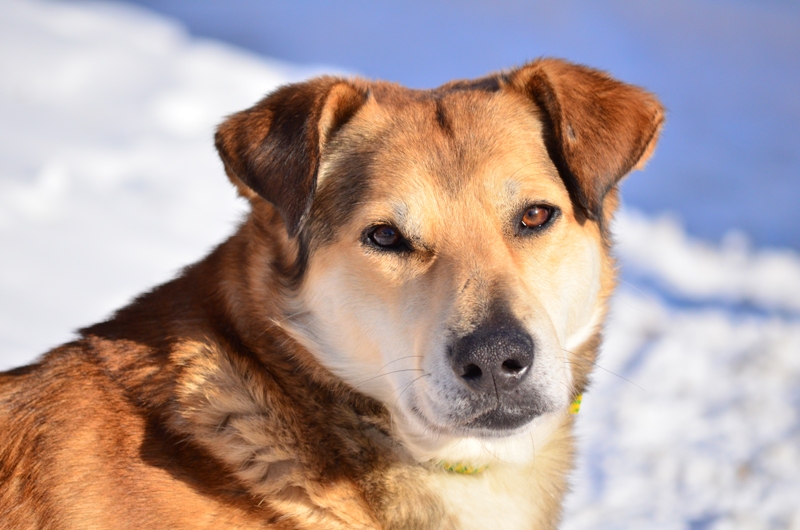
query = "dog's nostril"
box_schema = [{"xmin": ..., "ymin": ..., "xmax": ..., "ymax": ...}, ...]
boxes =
[
  {"xmin": 449, "ymin": 320, "xmax": 535, "ymax": 393},
  {"xmin": 501, "ymin": 359, "xmax": 526, "ymax": 374},
  {"xmin": 461, "ymin": 363, "xmax": 483, "ymax": 381}
]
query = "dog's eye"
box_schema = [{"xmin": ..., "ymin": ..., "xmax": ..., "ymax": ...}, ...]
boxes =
[
  {"xmin": 367, "ymin": 224, "xmax": 408, "ymax": 250},
  {"xmin": 519, "ymin": 205, "xmax": 556, "ymax": 231}
]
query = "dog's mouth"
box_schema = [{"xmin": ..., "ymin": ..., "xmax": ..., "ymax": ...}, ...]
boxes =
[
  {"xmin": 409, "ymin": 393, "xmax": 550, "ymax": 437},
  {"xmin": 461, "ymin": 403, "xmax": 546, "ymax": 431}
]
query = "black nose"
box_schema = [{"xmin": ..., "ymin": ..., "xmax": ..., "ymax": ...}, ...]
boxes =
[{"xmin": 450, "ymin": 324, "xmax": 534, "ymax": 395}]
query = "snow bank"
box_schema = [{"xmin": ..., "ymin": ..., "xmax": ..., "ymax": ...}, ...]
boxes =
[
  {"xmin": 1, "ymin": 1, "xmax": 798, "ymax": 528},
  {"xmin": 0, "ymin": 0, "xmax": 310, "ymax": 360},
  {"xmin": 615, "ymin": 210, "xmax": 800, "ymax": 315},
  {"xmin": 564, "ymin": 290, "xmax": 800, "ymax": 529}
]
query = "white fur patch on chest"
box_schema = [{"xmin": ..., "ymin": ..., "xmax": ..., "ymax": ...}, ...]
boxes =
[
  {"xmin": 427, "ymin": 465, "xmax": 550, "ymax": 530},
  {"xmin": 405, "ymin": 413, "xmax": 571, "ymax": 529}
]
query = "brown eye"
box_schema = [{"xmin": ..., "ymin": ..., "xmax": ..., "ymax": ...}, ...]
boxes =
[
  {"xmin": 368, "ymin": 225, "xmax": 404, "ymax": 249},
  {"xmin": 520, "ymin": 205, "xmax": 555, "ymax": 229}
]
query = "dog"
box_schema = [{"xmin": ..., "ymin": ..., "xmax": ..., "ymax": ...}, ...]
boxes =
[{"xmin": 0, "ymin": 58, "xmax": 663, "ymax": 529}]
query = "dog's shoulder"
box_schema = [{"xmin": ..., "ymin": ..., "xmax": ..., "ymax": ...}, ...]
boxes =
[
  {"xmin": 0, "ymin": 343, "xmax": 128, "ymax": 527},
  {"xmin": 0, "ymin": 342, "xmax": 117, "ymax": 444},
  {"xmin": 0, "ymin": 340, "xmax": 292, "ymax": 529}
]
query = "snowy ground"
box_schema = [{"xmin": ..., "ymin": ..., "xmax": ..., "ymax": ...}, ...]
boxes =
[{"xmin": 1, "ymin": 1, "xmax": 799, "ymax": 528}]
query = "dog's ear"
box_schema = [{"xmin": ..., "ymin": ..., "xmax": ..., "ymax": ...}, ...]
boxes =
[
  {"xmin": 215, "ymin": 77, "xmax": 369, "ymax": 237},
  {"xmin": 507, "ymin": 59, "xmax": 664, "ymax": 221}
]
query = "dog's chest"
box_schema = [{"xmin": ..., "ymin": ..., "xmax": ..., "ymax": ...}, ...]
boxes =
[{"xmin": 425, "ymin": 466, "xmax": 552, "ymax": 530}]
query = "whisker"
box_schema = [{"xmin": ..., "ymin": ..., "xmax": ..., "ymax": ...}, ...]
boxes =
[
  {"xmin": 352, "ymin": 356, "xmax": 426, "ymax": 392},
  {"xmin": 390, "ymin": 373, "xmax": 431, "ymax": 409},
  {"xmin": 529, "ymin": 431, "xmax": 536, "ymax": 466},
  {"xmin": 268, "ymin": 308, "xmax": 311, "ymax": 329},
  {"xmin": 477, "ymin": 438, "xmax": 511, "ymax": 465},
  {"xmin": 507, "ymin": 161, "xmax": 540, "ymax": 181},
  {"xmin": 562, "ymin": 349, "xmax": 645, "ymax": 392},
  {"xmin": 353, "ymin": 368, "xmax": 425, "ymax": 390},
  {"xmin": 618, "ymin": 279, "xmax": 661, "ymax": 306},
  {"xmin": 377, "ymin": 355, "xmax": 424, "ymax": 371}
]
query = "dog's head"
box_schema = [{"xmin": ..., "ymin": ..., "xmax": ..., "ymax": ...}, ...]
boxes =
[{"xmin": 215, "ymin": 59, "xmax": 663, "ymax": 463}]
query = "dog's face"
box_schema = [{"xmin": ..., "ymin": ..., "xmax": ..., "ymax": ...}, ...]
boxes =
[
  {"xmin": 215, "ymin": 60, "xmax": 663, "ymax": 461},
  {"xmin": 300, "ymin": 91, "xmax": 605, "ymax": 435}
]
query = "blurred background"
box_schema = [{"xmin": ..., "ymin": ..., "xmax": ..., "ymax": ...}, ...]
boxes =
[
  {"xmin": 128, "ymin": 0, "xmax": 800, "ymax": 250},
  {"xmin": 1, "ymin": 1, "xmax": 799, "ymax": 528}
]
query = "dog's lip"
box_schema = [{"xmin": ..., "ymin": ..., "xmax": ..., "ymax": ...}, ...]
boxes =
[
  {"xmin": 461, "ymin": 406, "xmax": 543, "ymax": 431},
  {"xmin": 409, "ymin": 402, "xmax": 543, "ymax": 437}
]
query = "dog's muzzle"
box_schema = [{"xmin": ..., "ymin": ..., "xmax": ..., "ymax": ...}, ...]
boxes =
[{"xmin": 447, "ymin": 320, "xmax": 545, "ymax": 430}]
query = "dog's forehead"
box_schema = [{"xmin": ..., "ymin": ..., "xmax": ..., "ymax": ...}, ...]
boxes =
[
  {"xmin": 368, "ymin": 86, "xmax": 551, "ymax": 179},
  {"xmin": 317, "ymin": 85, "xmax": 565, "ymax": 230}
]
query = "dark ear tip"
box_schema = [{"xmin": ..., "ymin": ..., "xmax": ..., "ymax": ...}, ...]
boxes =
[
  {"xmin": 214, "ymin": 110, "xmax": 249, "ymax": 182},
  {"xmin": 213, "ymin": 77, "xmax": 369, "ymax": 239},
  {"xmin": 508, "ymin": 58, "xmax": 664, "ymax": 223}
]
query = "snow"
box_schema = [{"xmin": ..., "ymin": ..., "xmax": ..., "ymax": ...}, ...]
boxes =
[
  {"xmin": 0, "ymin": 0, "xmax": 313, "ymax": 360},
  {"xmin": 1, "ymin": 1, "xmax": 799, "ymax": 528},
  {"xmin": 615, "ymin": 211, "xmax": 800, "ymax": 315},
  {"xmin": 565, "ymin": 290, "xmax": 800, "ymax": 529}
]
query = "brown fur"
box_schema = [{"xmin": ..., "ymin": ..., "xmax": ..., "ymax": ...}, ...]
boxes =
[{"xmin": 0, "ymin": 59, "xmax": 663, "ymax": 529}]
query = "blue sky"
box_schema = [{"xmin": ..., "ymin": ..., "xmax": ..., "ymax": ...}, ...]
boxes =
[{"xmin": 124, "ymin": 0, "xmax": 800, "ymax": 250}]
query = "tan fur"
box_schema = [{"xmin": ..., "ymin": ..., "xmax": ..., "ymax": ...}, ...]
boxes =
[{"xmin": 0, "ymin": 59, "xmax": 663, "ymax": 529}]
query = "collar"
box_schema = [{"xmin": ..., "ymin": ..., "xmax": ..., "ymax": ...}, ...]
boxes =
[
  {"xmin": 438, "ymin": 461, "xmax": 489, "ymax": 475},
  {"xmin": 569, "ymin": 393, "xmax": 583, "ymax": 414}
]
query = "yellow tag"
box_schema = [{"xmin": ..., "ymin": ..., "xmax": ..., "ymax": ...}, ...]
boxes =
[
  {"xmin": 569, "ymin": 394, "xmax": 583, "ymax": 414},
  {"xmin": 439, "ymin": 461, "xmax": 489, "ymax": 475}
]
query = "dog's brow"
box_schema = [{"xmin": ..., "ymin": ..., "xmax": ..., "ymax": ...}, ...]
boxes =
[
  {"xmin": 501, "ymin": 162, "xmax": 562, "ymax": 204},
  {"xmin": 390, "ymin": 203, "xmax": 422, "ymax": 240},
  {"xmin": 507, "ymin": 161, "xmax": 560, "ymax": 185}
]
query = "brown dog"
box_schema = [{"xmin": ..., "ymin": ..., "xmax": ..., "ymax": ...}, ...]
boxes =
[{"xmin": 0, "ymin": 59, "xmax": 663, "ymax": 529}]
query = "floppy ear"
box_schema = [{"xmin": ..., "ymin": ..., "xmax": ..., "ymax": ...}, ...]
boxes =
[
  {"xmin": 215, "ymin": 77, "xmax": 369, "ymax": 237},
  {"xmin": 507, "ymin": 59, "xmax": 664, "ymax": 221}
]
